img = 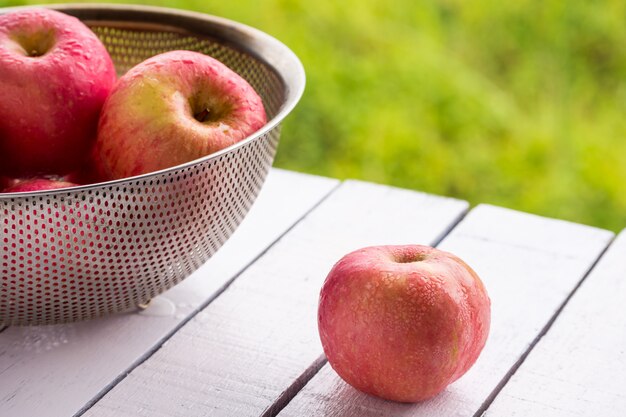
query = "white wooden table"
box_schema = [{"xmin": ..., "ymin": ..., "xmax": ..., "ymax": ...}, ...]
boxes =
[{"xmin": 1, "ymin": 168, "xmax": 624, "ymax": 417}]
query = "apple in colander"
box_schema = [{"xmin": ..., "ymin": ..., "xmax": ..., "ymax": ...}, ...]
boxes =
[
  {"xmin": 2, "ymin": 178, "xmax": 78, "ymax": 192},
  {"xmin": 93, "ymin": 50, "xmax": 267, "ymax": 180},
  {"xmin": 0, "ymin": 8, "xmax": 116, "ymax": 177},
  {"xmin": 318, "ymin": 244, "xmax": 491, "ymax": 402}
]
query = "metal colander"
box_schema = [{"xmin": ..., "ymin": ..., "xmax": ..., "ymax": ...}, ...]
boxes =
[{"xmin": 0, "ymin": 4, "xmax": 305, "ymax": 325}]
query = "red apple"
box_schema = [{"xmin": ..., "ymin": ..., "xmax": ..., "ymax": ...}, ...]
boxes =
[
  {"xmin": 2, "ymin": 178, "xmax": 78, "ymax": 192},
  {"xmin": 93, "ymin": 50, "xmax": 267, "ymax": 180},
  {"xmin": 0, "ymin": 175, "xmax": 17, "ymax": 190},
  {"xmin": 0, "ymin": 8, "xmax": 116, "ymax": 176},
  {"xmin": 318, "ymin": 245, "xmax": 491, "ymax": 402}
]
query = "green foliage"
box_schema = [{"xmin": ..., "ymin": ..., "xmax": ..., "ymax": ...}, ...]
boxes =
[{"xmin": 4, "ymin": 0, "xmax": 626, "ymax": 230}]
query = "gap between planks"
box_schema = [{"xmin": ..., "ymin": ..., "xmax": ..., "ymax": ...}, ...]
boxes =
[
  {"xmin": 257, "ymin": 203, "xmax": 471, "ymax": 417},
  {"xmin": 72, "ymin": 181, "xmax": 342, "ymax": 417},
  {"xmin": 471, "ymin": 235, "xmax": 616, "ymax": 417}
]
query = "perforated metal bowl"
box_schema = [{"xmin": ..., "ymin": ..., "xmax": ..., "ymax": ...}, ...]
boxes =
[{"xmin": 0, "ymin": 4, "xmax": 304, "ymax": 325}]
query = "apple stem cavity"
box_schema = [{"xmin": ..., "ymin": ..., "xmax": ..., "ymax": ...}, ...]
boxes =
[
  {"xmin": 12, "ymin": 30, "xmax": 55, "ymax": 58},
  {"xmin": 394, "ymin": 250, "xmax": 428, "ymax": 264},
  {"xmin": 29, "ymin": 48, "xmax": 44, "ymax": 57},
  {"xmin": 395, "ymin": 254, "xmax": 427, "ymax": 263},
  {"xmin": 194, "ymin": 108, "xmax": 211, "ymax": 123}
]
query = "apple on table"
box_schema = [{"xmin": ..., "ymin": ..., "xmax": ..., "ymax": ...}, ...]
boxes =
[{"xmin": 318, "ymin": 244, "xmax": 491, "ymax": 402}]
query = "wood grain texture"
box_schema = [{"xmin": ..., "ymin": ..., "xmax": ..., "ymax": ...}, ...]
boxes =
[
  {"xmin": 483, "ymin": 230, "xmax": 626, "ymax": 417},
  {"xmin": 278, "ymin": 204, "xmax": 614, "ymax": 417},
  {"xmin": 83, "ymin": 180, "xmax": 469, "ymax": 417},
  {"xmin": 0, "ymin": 169, "xmax": 338, "ymax": 417}
]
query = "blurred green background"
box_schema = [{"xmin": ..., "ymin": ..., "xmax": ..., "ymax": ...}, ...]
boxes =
[{"xmin": 4, "ymin": 0, "xmax": 626, "ymax": 231}]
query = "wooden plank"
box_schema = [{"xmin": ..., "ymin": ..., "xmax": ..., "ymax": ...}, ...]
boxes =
[
  {"xmin": 483, "ymin": 230, "xmax": 626, "ymax": 417},
  {"xmin": 83, "ymin": 180, "xmax": 469, "ymax": 417},
  {"xmin": 278, "ymin": 204, "xmax": 614, "ymax": 417},
  {"xmin": 0, "ymin": 168, "xmax": 338, "ymax": 417}
]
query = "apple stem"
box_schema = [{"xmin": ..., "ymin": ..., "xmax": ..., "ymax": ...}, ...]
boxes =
[{"xmin": 194, "ymin": 108, "xmax": 211, "ymax": 123}]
